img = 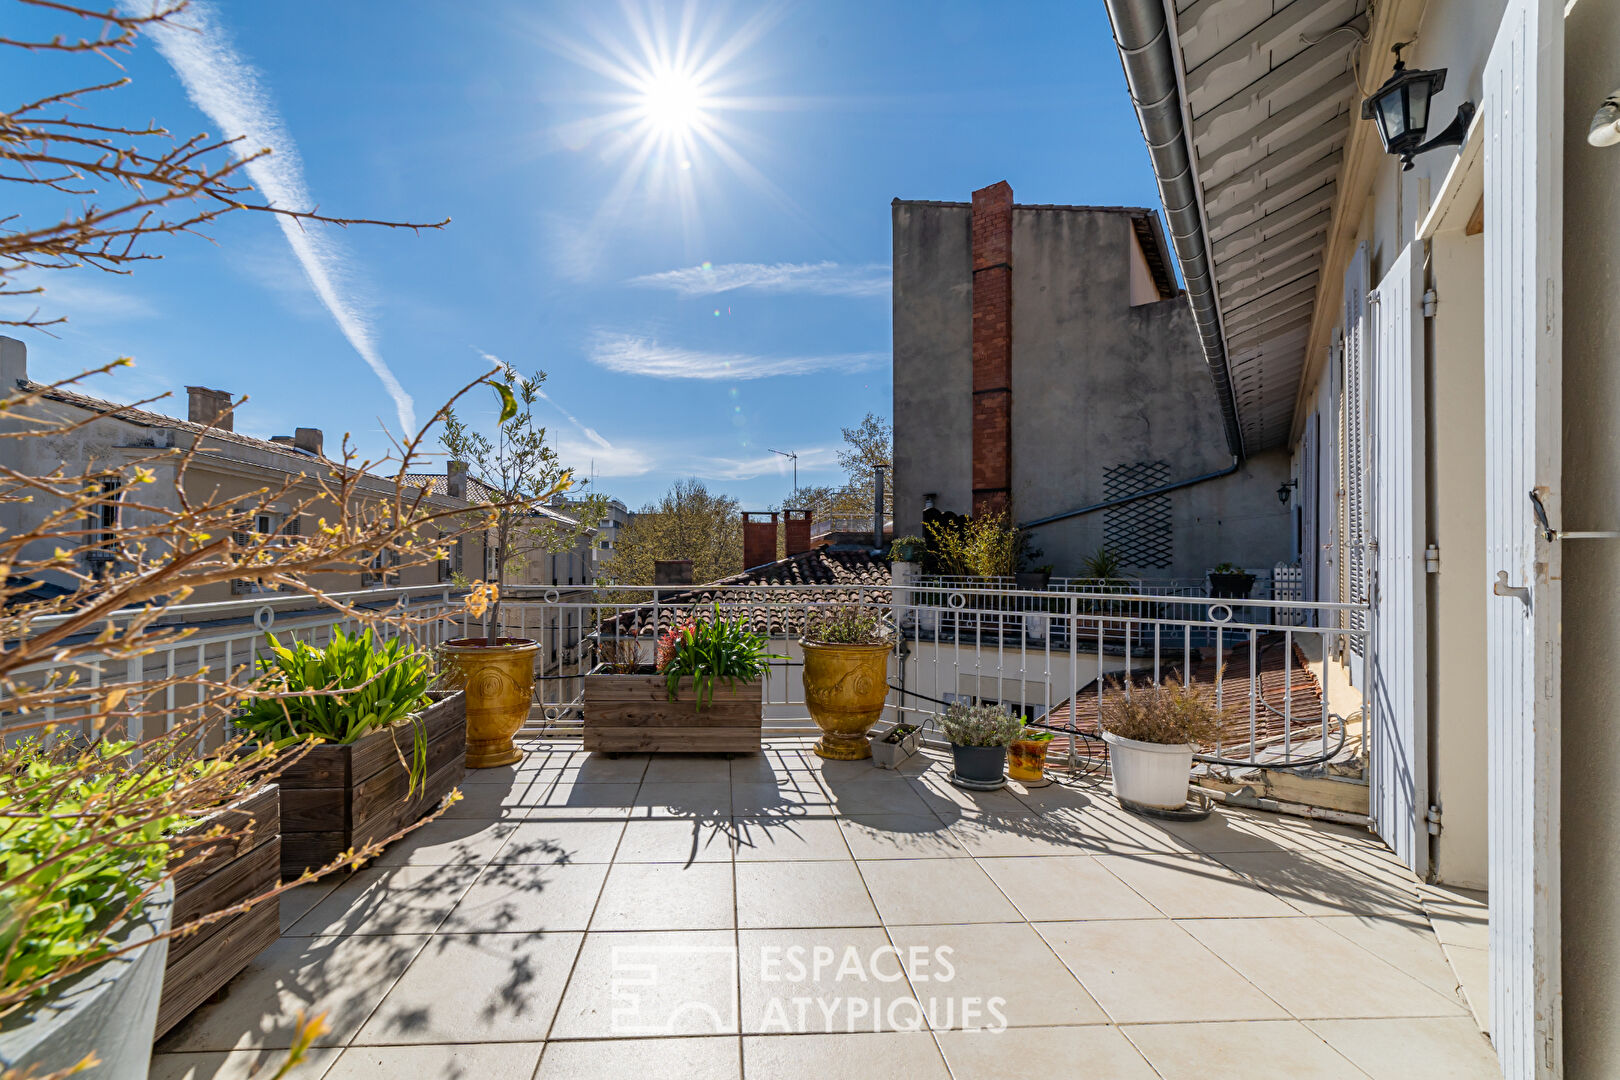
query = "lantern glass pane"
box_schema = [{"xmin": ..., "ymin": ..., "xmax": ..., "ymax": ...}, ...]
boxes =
[
  {"xmin": 1409, "ymin": 80, "xmax": 1431, "ymax": 133},
  {"xmin": 1380, "ymin": 89, "xmax": 1407, "ymax": 143}
]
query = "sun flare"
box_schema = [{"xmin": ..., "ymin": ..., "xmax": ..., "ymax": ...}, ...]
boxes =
[{"xmin": 639, "ymin": 66, "xmax": 708, "ymax": 137}]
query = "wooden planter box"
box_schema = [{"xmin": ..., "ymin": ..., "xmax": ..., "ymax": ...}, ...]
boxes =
[
  {"xmin": 157, "ymin": 785, "xmax": 280, "ymax": 1040},
  {"xmin": 583, "ymin": 673, "xmax": 763, "ymax": 754},
  {"xmin": 276, "ymin": 690, "xmax": 466, "ymax": 881}
]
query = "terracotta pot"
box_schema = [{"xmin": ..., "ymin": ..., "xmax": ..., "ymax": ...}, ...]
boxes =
[
  {"xmin": 1008, "ymin": 737, "xmax": 1053, "ymax": 782},
  {"xmin": 440, "ymin": 637, "xmax": 538, "ymax": 768},
  {"xmin": 800, "ymin": 639, "xmax": 892, "ymax": 760}
]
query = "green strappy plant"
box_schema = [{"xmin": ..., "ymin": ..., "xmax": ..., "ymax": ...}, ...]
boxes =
[{"xmin": 657, "ymin": 609, "xmax": 781, "ymax": 710}]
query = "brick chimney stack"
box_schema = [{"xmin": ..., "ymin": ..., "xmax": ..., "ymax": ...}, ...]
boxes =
[
  {"xmin": 186, "ymin": 385, "xmax": 234, "ymax": 431},
  {"xmin": 971, "ymin": 181, "xmax": 1013, "ymax": 517},
  {"xmin": 784, "ymin": 510, "xmax": 812, "ymax": 557},
  {"xmin": 654, "ymin": 559, "xmax": 694, "ymax": 586},
  {"xmin": 742, "ymin": 511, "xmax": 778, "ymax": 569},
  {"xmin": 446, "ymin": 460, "xmax": 468, "ymax": 500}
]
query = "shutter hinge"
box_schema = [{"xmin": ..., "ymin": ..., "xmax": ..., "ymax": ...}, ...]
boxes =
[
  {"xmin": 1426, "ymin": 804, "xmax": 1443, "ymax": 835},
  {"xmin": 1424, "ymin": 544, "xmax": 1440, "ymax": 573},
  {"xmin": 1422, "ymin": 288, "xmax": 1438, "ymax": 318}
]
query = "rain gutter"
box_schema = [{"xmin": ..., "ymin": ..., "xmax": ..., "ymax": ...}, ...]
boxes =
[{"xmin": 1103, "ymin": 0, "xmax": 1246, "ymax": 461}]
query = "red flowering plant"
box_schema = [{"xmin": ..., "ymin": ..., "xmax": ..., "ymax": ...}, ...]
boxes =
[{"xmin": 655, "ymin": 618, "xmax": 698, "ymax": 672}]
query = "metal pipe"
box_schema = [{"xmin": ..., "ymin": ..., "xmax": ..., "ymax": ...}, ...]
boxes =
[
  {"xmin": 1018, "ymin": 460, "xmax": 1240, "ymax": 530},
  {"xmin": 1102, "ymin": 0, "xmax": 1244, "ymax": 460}
]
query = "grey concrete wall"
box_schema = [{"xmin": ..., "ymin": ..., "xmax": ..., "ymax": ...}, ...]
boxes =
[
  {"xmin": 892, "ymin": 202, "xmax": 1291, "ymax": 578},
  {"xmin": 1561, "ymin": 6, "xmax": 1620, "ymax": 1074},
  {"xmin": 892, "ymin": 201, "xmax": 973, "ymax": 540}
]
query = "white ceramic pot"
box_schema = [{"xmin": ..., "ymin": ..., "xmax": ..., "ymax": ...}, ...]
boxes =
[{"xmin": 1102, "ymin": 731, "xmax": 1194, "ymax": 810}]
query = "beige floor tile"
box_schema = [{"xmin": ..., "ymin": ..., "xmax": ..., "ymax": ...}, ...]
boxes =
[
  {"xmin": 438, "ymin": 777, "xmax": 549, "ymax": 818},
  {"xmin": 1035, "ymin": 803, "xmax": 1195, "ymax": 857},
  {"xmin": 642, "ymin": 755, "xmax": 735, "ymax": 782},
  {"xmin": 324, "ymin": 1042, "xmax": 544, "ymax": 1079},
  {"xmin": 156, "ymin": 934, "xmax": 428, "ymax": 1051},
  {"xmin": 821, "ymin": 777, "xmax": 935, "ymax": 815},
  {"xmin": 367, "ymin": 819, "xmax": 518, "ymax": 868},
  {"xmin": 149, "ymin": 1048, "xmax": 343, "ymax": 1080},
  {"xmin": 616, "ymin": 817, "xmax": 736, "ymax": 863},
  {"xmin": 279, "ymin": 879, "xmax": 344, "ymax": 933},
  {"xmin": 1423, "ymin": 889, "xmax": 1489, "ymax": 951},
  {"xmin": 1005, "ymin": 779, "xmax": 1103, "ymax": 813},
  {"xmin": 738, "ymin": 927, "xmax": 923, "ymax": 1033},
  {"xmin": 1313, "ymin": 913, "xmax": 1469, "ymax": 1002},
  {"xmin": 740, "ymin": 1032, "xmax": 950, "ymax": 1079},
  {"xmin": 1035, "ymin": 919, "xmax": 1287, "ymax": 1024},
  {"xmin": 285, "ymin": 865, "xmax": 479, "ymax": 936},
  {"xmin": 946, "ymin": 815, "xmax": 1097, "ymax": 858},
  {"xmin": 977, "ymin": 855, "xmax": 1160, "ymax": 921},
  {"xmin": 731, "ymin": 753, "xmax": 818, "ymax": 783},
  {"xmin": 1307, "ymin": 1017, "xmax": 1500, "ymax": 1079},
  {"xmin": 887, "ymin": 922, "xmax": 1106, "ymax": 1029},
  {"xmin": 733, "ymin": 815, "xmax": 851, "ymax": 860},
  {"xmin": 534, "ymin": 781, "xmax": 641, "ymax": 813},
  {"xmin": 354, "ymin": 931, "xmax": 583, "ymax": 1044},
  {"xmin": 1094, "ymin": 853, "xmax": 1297, "ymax": 917},
  {"xmin": 1122, "ymin": 1019, "xmax": 1366, "ymax": 1079},
  {"xmin": 799, "ymin": 756, "xmax": 889, "ymax": 783},
  {"xmin": 441, "ymin": 861, "xmax": 610, "ymax": 933},
  {"xmin": 1442, "ymin": 942, "xmax": 1491, "ymax": 1034},
  {"xmin": 550, "ymin": 930, "xmax": 739, "ymax": 1038},
  {"xmin": 907, "ymin": 775, "xmax": 1031, "ymax": 818},
  {"xmin": 736, "ymin": 861, "xmax": 880, "ymax": 929},
  {"xmin": 1214, "ymin": 849, "xmax": 1422, "ymax": 917},
  {"xmin": 633, "ymin": 780, "xmax": 732, "ymax": 816},
  {"xmin": 458, "ymin": 757, "xmax": 554, "ymax": 785},
  {"xmin": 590, "ymin": 862, "xmax": 736, "ymax": 931},
  {"xmin": 839, "ymin": 813, "xmax": 967, "ymax": 859},
  {"xmin": 535, "ymin": 1035, "xmax": 740, "ymax": 1079},
  {"xmin": 491, "ymin": 819, "xmax": 627, "ymax": 864},
  {"xmin": 1181, "ymin": 917, "xmax": 1468, "ymax": 1019},
  {"xmin": 562, "ymin": 753, "xmax": 651, "ymax": 783},
  {"xmin": 857, "ymin": 859, "xmax": 1021, "ymax": 925},
  {"xmin": 732, "ymin": 777, "xmax": 835, "ymax": 813},
  {"xmin": 934, "ymin": 1025, "xmax": 1159, "ymax": 1080}
]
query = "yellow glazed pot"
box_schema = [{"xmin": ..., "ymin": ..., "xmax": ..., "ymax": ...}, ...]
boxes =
[
  {"xmin": 800, "ymin": 639, "xmax": 892, "ymax": 760},
  {"xmin": 440, "ymin": 637, "xmax": 538, "ymax": 768},
  {"xmin": 1008, "ymin": 737, "xmax": 1053, "ymax": 783}
]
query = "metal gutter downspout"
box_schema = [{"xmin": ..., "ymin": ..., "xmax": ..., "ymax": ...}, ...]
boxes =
[
  {"xmin": 1103, "ymin": 0, "xmax": 1246, "ymax": 462},
  {"xmin": 1017, "ymin": 459, "xmax": 1240, "ymax": 531}
]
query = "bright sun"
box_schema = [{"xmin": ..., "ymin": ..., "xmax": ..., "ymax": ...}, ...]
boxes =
[{"xmin": 640, "ymin": 67, "xmax": 707, "ymax": 136}]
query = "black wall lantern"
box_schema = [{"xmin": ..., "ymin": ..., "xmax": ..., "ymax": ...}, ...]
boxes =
[
  {"xmin": 1361, "ymin": 43, "xmax": 1476, "ymax": 170},
  {"xmin": 1277, "ymin": 478, "xmax": 1297, "ymax": 505}
]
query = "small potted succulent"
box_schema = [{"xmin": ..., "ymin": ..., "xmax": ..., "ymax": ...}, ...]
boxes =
[
  {"xmin": 869, "ymin": 722, "xmax": 922, "ymax": 770},
  {"xmin": 801, "ymin": 604, "xmax": 893, "ymax": 760},
  {"xmin": 1207, "ymin": 562, "xmax": 1256, "ymax": 599},
  {"xmin": 940, "ymin": 702, "xmax": 1026, "ymax": 786},
  {"xmin": 1007, "ymin": 728, "xmax": 1055, "ymax": 782},
  {"xmin": 1099, "ymin": 677, "xmax": 1222, "ymax": 811}
]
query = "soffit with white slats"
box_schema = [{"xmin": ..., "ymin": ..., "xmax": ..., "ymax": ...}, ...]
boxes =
[{"xmin": 1171, "ymin": 0, "xmax": 1368, "ymax": 450}]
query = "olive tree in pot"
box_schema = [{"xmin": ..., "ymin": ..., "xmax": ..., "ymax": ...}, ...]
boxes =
[
  {"xmin": 940, "ymin": 702, "xmax": 1027, "ymax": 787},
  {"xmin": 440, "ymin": 366, "xmax": 604, "ymax": 767},
  {"xmin": 1099, "ymin": 677, "xmax": 1223, "ymax": 811},
  {"xmin": 801, "ymin": 604, "xmax": 892, "ymax": 760}
]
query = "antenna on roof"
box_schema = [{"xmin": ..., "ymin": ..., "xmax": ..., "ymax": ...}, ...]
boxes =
[{"xmin": 768, "ymin": 448, "xmax": 798, "ymax": 501}]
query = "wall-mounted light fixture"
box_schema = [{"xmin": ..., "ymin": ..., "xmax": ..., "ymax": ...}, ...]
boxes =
[
  {"xmin": 1589, "ymin": 89, "xmax": 1620, "ymax": 147},
  {"xmin": 1277, "ymin": 479, "xmax": 1298, "ymax": 505},
  {"xmin": 1361, "ymin": 43, "xmax": 1476, "ymax": 171}
]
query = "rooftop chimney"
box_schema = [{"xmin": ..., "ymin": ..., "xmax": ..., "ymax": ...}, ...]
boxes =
[
  {"xmin": 294, "ymin": 427, "xmax": 323, "ymax": 458},
  {"xmin": 186, "ymin": 385, "xmax": 234, "ymax": 431},
  {"xmin": 654, "ymin": 559, "xmax": 693, "ymax": 586},
  {"xmin": 971, "ymin": 181, "xmax": 1013, "ymax": 517},
  {"xmin": 784, "ymin": 509, "xmax": 812, "ymax": 557},
  {"xmin": 446, "ymin": 460, "xmax": 468, "ymax": 500},
  {"xmin": 0, "ymin": 336, "xmax": 26, "ymax": 388},
  {"xmin": 742, "ymin": 511, "xmax": 778, "ymax": 569}
]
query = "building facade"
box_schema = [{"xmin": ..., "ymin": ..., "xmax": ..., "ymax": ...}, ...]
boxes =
[{"xmin": 892, "ymin": 184, "xmax": 1292, "ymax": 579}]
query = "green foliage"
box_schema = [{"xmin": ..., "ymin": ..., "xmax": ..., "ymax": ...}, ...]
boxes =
[
  {"xmin": 804, "ymin": 603, "xmax": 889, "ymax": 645},
  {"xmin": 940, "ymin": 702, "xmax": 1026, "ymax": 747},
  {"xmin": 1210, "ymin": 562, "xmax": 1245, "ymax": 575},
  {"xmin": 889, "ymin": 535, "xmax": 926, "ymax": 562},
  {"xmin": 603, "ymin": 479, "xmax": 742, "ymax": 587},
  {"xmin": 659, "ymin": 610, "xmax": 780, "ymax": 710},
  {"xmin": 1099, "ymin": 675, "xmax": 1224, "ymax": 747},
  {"xmin": 1016, "ymin": 729, "xmax": 1056, "ymax": 743},
  {"xmin": 1080, "ymin": 546, "xmax": 1126, "ymax": 582},
  {"xmin": 925, "ymin": 511, "xmax": 1034, "ymax": 578},
  {"xmin": 0, "ymin": 740, "xmax": 244, "ymax": 1007}
]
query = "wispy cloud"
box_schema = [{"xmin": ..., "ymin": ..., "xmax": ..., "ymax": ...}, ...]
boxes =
[
  {"xmin": 477, "ymin": 346, "xmax": 617, "ymax": 459},
  {"xmin": 137, "ymin": 2, "xmax": 417, "ymax": 432},
  {"xmin": 697, "ymin": 446, "xmax": 839, "ymax": 481},
  {"xmin": 626, "ymin": 261, "xmax": 889, "ymax": 299},
  {"xmin": 589, "ymin": 332, "xmax": 882, "ymax": 381}
]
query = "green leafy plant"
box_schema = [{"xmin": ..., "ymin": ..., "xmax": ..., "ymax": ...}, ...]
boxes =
[
  {"xmin": 940, "ymin": 702, "xmax": 1026, "ymax": 747},
  {"xmin": 1210, "ymin": 562, "xmax": 1246, "ymax": 575},
  {"xmin": 804, "ymin": 603, "xmax": 889, "ymax": 645},
  {"xmin": 235, "ymin": 628, "xmax": 433, "ymax": 793},
  {"xmin": 1014, "ymin": 729, "xmax": 1055, "ymax": 744},
  {"xmin": 658, "ymin": 610, "xmax": 781, "ymax": 709},
  {"xmin": 1081, "ymin": 546, "xmax": 1126, "ymax": 582},
  {"xmin": 596, "ymin": 637, "xmax": 642, "ymax": 674},
  {"xmin": 1099, "ymin": 674, "xmax": 1224, "ymax": 747},
  {"xmin": 925, "ymin": 512, "xmax": 1040, "ymax": 578},
  {"xmin": 880, "ymin": 723, "xmax": 920, "ymax": 744},
  {"xmin": 889, "ymin": 535, "xmax": 927, "ymax": 562}
]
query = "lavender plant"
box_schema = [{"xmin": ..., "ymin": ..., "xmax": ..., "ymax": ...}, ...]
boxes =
[{"xmin": 940, "ymin": 702, "xmax": 1026, "ymax": 747}]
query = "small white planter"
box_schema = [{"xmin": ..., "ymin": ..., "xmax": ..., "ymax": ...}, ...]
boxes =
[
  {"xmin": 1102, "ymin": 731, "xmax": 1195, "ymax": 810},
  {"xmin": 870, "ymin": 724, "xmax": 922, "ymax": 769}
]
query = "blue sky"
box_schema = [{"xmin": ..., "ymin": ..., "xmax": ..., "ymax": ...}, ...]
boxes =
[{"xmin": 3, "ymin": 1, "xmax": 1163, "ymax": 509}]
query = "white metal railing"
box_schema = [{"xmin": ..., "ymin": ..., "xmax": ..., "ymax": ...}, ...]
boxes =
[
  {"xmin": 6, "ymin": 584, "xmax": 471, "ymax": 740},
  {"xmin": 500, "ymin": 582, "xmax": 1367, "ymax": 771}
]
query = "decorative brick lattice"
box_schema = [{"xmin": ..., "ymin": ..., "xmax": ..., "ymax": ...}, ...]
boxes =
[{"xmin": 1103, "ymin": 461, "xmax": 1172, "ymax": 569}]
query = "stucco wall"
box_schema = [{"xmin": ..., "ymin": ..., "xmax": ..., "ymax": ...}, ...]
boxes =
[
  {"xmin": 1560, "ymin": 3, "xmax": 1620, "ymax": 1073},
  {"xmin": 892, "ymin": 201, "xmax": 1291, "ymax": 578}
]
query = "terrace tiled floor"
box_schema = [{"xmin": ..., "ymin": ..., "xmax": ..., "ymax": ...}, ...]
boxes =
[{"xmin": 151, "ymin": 739, "xmax": 1498, "ymax": 1079}]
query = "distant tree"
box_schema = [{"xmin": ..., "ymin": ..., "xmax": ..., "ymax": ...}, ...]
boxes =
[
  {"xmin": 604, "ymin": 479, "xmax": 741, "ymax": 586},
  {"xmin": 837, "ymin": 412, "xmax": 894, "ymax": 514},
  {"xmin": 440, "ymin": 367, "xmax": 604, "ymax": 639}
]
